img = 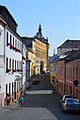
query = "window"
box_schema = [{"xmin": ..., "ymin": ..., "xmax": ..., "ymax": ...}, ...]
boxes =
[
  {"xmin": 9, "ymin": 58, "xmax": 11, "ymax": 70},
  {"xmin": 16, "ymin": 40, "xmax": 18, "ymax": 48},
  {"xmin": 7, "ymin": 32, "xmax": 8, "ymax": 46},
  {"xmin": 17, "ymin": 61, "xmax": 18, "ymax": 70},
  {"xmin": 13, "ymin": 37, "xmax": 14, "ymax": 47},
  {"xmin": 17, "ymin": 81, "xmax": 18, "ymax": 92},
  {"xmin": 12, "ymin": 82, "xmax": 13, "ymax": 95},
  {"xmin": 10, "ymin": 35, "xmax": 12, "ymax": 45},
  {"xmin": 19, "ymin": 42, "xmax": 20, "ymax": 50},
  {"xmin": 9, "ymin": 83, "xmax": 11, "ymax": 94},
  {"xmin": 12, "ymin": 59, "xmax": 14, "ymax": 71},
  {"xmin": 70, "ymin": 86, "xmax": 72, "ymax": 94},
  {"xmin": 20, "ymin": 43, "xmax": 22, "ymax": 51},
  {"xmin": 6, "ymin": 84, "xmax": 8, "ymax": 96},
  {"xmin": 15, "ymin": 60, "xmax": 16, "ymax": 71},
  {"xmin": 18, "ymin": 41, "xmax": 19, "ymax": 49},
  {"xmin": 6, "ymin": 58, "xmax": 8, "ymax": 72},
  {"xmin": 69, "ymin": 68, "xmax": 72, "ymax": 78},
  {"xmin": 76, "ymin": 65, "xmax": 78, "ymax": 80},
  {"xmin": 15, "ymin": 39, "xmax": 17, "ymax": 48}
]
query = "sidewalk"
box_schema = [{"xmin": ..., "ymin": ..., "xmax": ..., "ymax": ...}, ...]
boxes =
[{"xmin": 0, "ymin": 101, "xmax": 18, "ymax": 115}]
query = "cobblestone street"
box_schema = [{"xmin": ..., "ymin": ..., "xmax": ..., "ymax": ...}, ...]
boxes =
[{"xmin": 0, "ymin": 73, "xmax": 80, "ymax": 120}]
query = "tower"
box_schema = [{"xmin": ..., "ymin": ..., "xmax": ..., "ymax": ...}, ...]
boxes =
[{"xmin": 36, "ymin": 24, "xmax": 42, "ymax": 39}]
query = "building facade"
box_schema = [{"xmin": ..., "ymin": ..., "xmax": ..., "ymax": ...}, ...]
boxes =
[
  {"xmin": 35, "ymin": 37, "xmax": 49, "ymax": 74},
  {"xmin": 57, "ymin": 50, "xmax": 80, "ymax": 100},
  {"xmin": 22, "ymin": 37, "xmax": 35, "ymax": 77},
  {"xmin": 49, "ymin": 54, "xmax": 60, "ymax": 87},
  {"xmin": 57, "ymin": 39, "xmax": 80, "ymax": 54},
  {"xmin": 27, "ymin": 48, "xmax": 35, "ymax": 77},
  {"xmin": 0, "ymin": 5, "xmax": 26, "ymax": 106},
  {"xmin": 22, "ymin": 25, "xmax": 49, "ymax": 75},
  {"xmin": 35, "ymin": 25, "xmax": 49, "ymax": 74}
]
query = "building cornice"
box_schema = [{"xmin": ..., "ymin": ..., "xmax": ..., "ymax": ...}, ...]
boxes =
[{"xmin": 0, "ymin": 15, "xmax": 7, "ymax": 26}]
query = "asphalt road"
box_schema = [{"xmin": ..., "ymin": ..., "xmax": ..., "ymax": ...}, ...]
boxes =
[{"xmin": 0, "ymin": 73, "xmax": 80, "ymax": 120}]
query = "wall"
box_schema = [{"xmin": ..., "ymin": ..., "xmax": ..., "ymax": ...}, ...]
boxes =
[
  {"xmin": 66, "ymin": 60, "xmax": 80, "ymax": 99},
  {"xmin": 57, "ymin": 60, "xmax": 65, "ymax": 95},
  {"xmin": 35, "ymin": 38, "xmax": 49, "ymax": 74}
]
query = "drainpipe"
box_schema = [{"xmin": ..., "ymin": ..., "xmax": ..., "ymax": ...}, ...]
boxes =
[
  {"xmin": 64, "ymin": 61, "xmax": 66, "ymax": 95},
  {"xmin": 4, "ymin": 25, "xmax": 8, "ymax": 102},
  {"xmin": 21, "ymin": 43, "xmax": 23, "ymax": 93}
]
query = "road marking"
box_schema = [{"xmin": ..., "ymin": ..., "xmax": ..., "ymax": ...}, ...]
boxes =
[{"xmin": 25, "ymin": 90, "xmax": 53, "ymax": 95}]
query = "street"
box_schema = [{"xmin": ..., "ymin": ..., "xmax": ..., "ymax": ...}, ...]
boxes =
[{"xmin": 0, "ymin": 73, "xmax": 80, "ymax": 120}]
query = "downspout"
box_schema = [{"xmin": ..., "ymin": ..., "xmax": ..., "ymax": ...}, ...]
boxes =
[
  {"xmin": 64, "ymin": 61, "xmax": 66, "ymax": 94},
  {"xmin": 3, "ymin": 24, "xmax": 7, "ymax": 106},
  {"xmin": 21, "ymin": 43, "xmax": 23, "ymax": 93}
]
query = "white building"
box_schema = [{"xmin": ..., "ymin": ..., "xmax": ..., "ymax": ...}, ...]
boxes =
[
  {"xmin": 0, "ymin": 5, "xmax": 26, "ymax": 106},
  {"xmin": 22, "ymin": 44, "xmax": 26, "ymax": 92}
]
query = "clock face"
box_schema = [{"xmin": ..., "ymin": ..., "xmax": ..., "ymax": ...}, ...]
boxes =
[{"xmin": 38, "ymin": 34, "xmax": 40, "ymax": 39}]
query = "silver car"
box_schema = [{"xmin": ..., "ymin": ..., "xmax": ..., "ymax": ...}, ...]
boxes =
[
  {"xmin": 60, "ymin": 95, "xmax": 77, "ymax": 107},
  {"xmin": 62, "ymin": 98, "xmax": 80, "ymax": 112}
]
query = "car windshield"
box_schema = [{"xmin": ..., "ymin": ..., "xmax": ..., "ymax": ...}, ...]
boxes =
[
  {"xmin": 63, "ymin": 95, "xmax": 76, "ymax": 101},
  {"xmin": 67, "ymin": 99, "xmax": 79, "ymax": 103}
]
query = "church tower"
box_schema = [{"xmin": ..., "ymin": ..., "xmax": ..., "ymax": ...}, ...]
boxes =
[{"xmin": 36, "ymin": 24, "xmax": 42, "ymax": 39}]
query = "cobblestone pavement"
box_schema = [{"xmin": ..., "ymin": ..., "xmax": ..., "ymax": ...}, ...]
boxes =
[{"xmin": 0, "ymin": 73, "xmax": 80, "ymax": 120}]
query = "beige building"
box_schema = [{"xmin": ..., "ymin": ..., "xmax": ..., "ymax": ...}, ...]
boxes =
[
  {"xmin": 34, "ymin": 25, "xmax": 49, "ymax": 74},
  {"xmin": 35, "ymin": 37, "xmax": 49, "ymax": 74},
  {"xmin": 27, "ymin": 48, "xmax": 35, "ymax": 77},
  {"xmin": 22, "ymin": 25, "xmax": 49, "ymax": 75}
]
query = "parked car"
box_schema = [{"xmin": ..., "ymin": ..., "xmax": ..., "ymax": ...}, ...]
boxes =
[
  {"xmin": 61, "ymin": 98, "xmax": 80, "ymax": 112},
  {"xmin": 60, "ymin": 95, "xmax": 77, "ymax": 107}
]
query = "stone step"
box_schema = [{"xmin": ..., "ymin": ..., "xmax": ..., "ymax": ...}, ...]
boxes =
[{"xmin": 25, "ymin": 90, "xmax": 53, "ymax": 95}]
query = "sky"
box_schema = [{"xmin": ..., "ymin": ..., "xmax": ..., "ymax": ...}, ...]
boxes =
[{"xmin": 0, "ymin": 0, "xmax": 80, "ymax": 56}]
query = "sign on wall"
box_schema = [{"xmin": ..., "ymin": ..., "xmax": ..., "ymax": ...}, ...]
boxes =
[{"xmin": 74, "ymin": 80, "xmax": 78, "ymax": 87}]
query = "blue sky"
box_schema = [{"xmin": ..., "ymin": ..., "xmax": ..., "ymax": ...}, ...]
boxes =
[{"xmin": 1, "ymin": 0, "xmax": 80, "ymax": 55}]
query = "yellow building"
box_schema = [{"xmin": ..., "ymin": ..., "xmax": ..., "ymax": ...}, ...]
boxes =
[
  {"xmin": 27, "ymin": 48, "xmax": 35, "ymax": 78},
  {"xmin": 34, "ymin": 25, "xmax": 49, "ymax": 74},
  {"xmin": 35, "ymin": 38, "xmax": 49, "ymax": 74},
  {"xmin": 22, "ymin": 25, "xmax": 49, "ymax": 76},
  {"xmin": 49, "ymin": 54, "xmax": 60, "ymax": 87},
  {"xmin": 22, "ymin": 37, "xmax": 35, "ymax": 78}
]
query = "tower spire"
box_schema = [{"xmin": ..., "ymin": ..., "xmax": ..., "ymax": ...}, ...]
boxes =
[
  {"xmin": 36, "ymin": 24, "xmax": 42, "ymax": 39},
  {"xmin": 38, "ymin": 24, "xmax": 42, "ymax": 35}
]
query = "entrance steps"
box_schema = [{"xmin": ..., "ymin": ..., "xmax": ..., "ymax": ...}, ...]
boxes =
[{"xmin": 25, "ymin": 90, "xmax": 53, "ymax": 95}]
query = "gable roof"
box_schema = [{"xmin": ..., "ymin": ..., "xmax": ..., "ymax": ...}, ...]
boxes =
[
  {"xmin": 58, "ymin": 50, "xmax": 80, "ymax": 62},
  {"xmin": 22, "ymin": 37, "xmax": 34, "ymax": 48},
  {"xmin": 57, "ymin": 39, "xmax": 80, "ymax": 49},
  {"xmin": 0, "ymin": 5, "xmax": 17, "ymax": 26},
  {"xmin": 49, "ymin": 54, "xmax": 61, "ymax": 63}
]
